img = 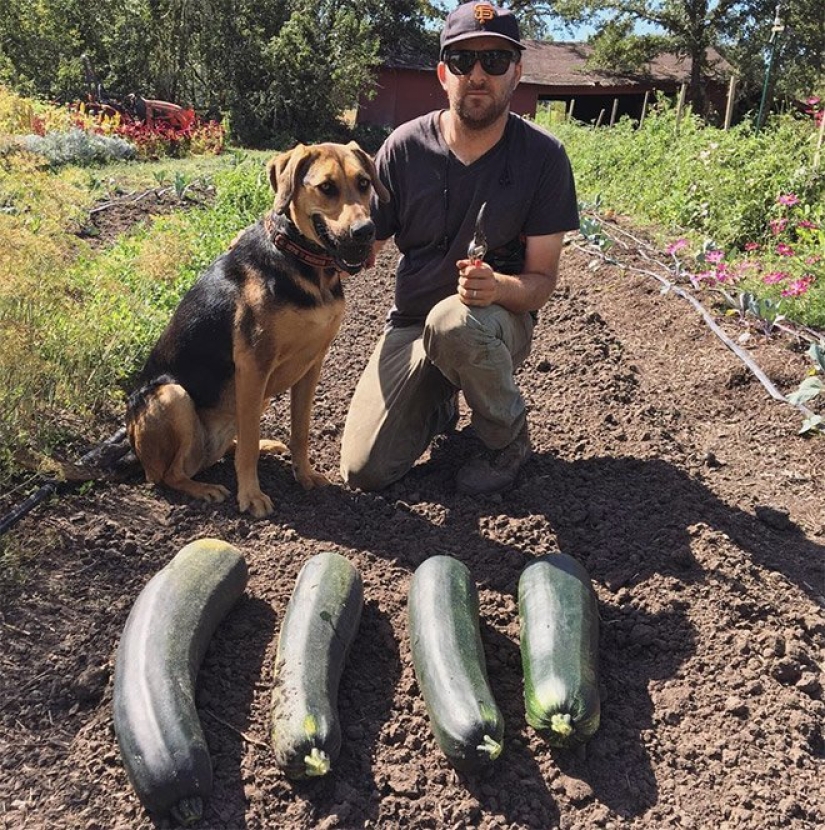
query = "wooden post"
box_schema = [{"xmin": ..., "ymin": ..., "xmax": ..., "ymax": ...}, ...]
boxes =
[
  {"xmin": 609, "ymin": 97, "xmax": 619, "ymax": 127},
  {"xmin": 568, "ymin": 98, "xmax": 576, "ymax": 122},
  {"xmin": 724, "ymin": 76, "xmax": 738, "ymax": 130},
  {"xmin": 675, "ymin": 83, "xmax": 687, "ymax": 133},
  {"xmin": 595, "ymin": 109, "xmax": 605, "ymax": 128},
  {"xmin": 639, "ymin": 90, "xmax": 650, "ymax": 128},
  {"xmin": 814, "ymin": 112, "xmax": 825, "ymax": 170}
]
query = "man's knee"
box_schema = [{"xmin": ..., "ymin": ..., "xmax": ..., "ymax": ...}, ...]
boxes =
[
  {"xmin": 340, "ymin": 456, "xmax": 388, "ymax": 492},
  {"xmin": 424, "ymin": 295, "xmax": 470, "ymax": 343},
  {"xmin": 423, "ymin": 295, "xmax": 480, "ymax": 367},
  {"xmin": 340, "ymin": 441, "xmax": 407, "ymax": 492}
]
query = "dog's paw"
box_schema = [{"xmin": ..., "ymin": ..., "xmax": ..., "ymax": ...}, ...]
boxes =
[
  {"xmin": 238, "ymin": 489, "xmax": 274, "ymax": 518},
  {"xmin": 259, "ymin": 439, "xmax": 288, "ymax": 455},
  {"xmin": 295, "ymin": 468, "xmax": 331, "ymax": 490},
  {"xmin": 186, "ymin": 482, "xmax": 229, "ymax": 503}
]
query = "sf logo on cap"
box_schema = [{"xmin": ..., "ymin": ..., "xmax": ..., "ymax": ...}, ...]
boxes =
[{"xmin": 474, "ymin": 3, "xmax": 497, "ymax": 23}]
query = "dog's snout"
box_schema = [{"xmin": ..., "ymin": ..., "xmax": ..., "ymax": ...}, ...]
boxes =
[{"xmin": 350, "ymin": 218, "xmax": 376, "ymax": 242}]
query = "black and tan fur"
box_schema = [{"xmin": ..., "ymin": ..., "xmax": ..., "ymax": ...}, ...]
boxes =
[{"xmin": 126, "ymin": 141, "xmax": 389, "ymax": 517}]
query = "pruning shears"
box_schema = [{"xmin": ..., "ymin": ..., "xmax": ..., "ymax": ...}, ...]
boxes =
[{"xmin": 467, "ymin": 201, "xmax": 488, "ymax": 266}]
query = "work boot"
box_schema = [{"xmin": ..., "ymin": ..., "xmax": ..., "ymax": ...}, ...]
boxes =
[{"xmin": 455, "ymin": 421, "xmax": 532, "ymax": 495}]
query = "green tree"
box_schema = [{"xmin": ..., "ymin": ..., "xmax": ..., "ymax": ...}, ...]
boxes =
[
  {"xmin": 587, "ymin": 18, "xmax": 670, "ymax": 73},
  {"xmin": 265, "ymin": 0, "xmax": 380, "ymax": 143},
  {"xmin": 725, "ymin": 0, "xmax": 825, "ymax": 111}
]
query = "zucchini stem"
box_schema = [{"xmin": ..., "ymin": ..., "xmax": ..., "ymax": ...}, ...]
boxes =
[
  {"xmin": 170, "ymin": 796, "xmax": 204, "ymax": 827},
  {"xmin": 550, "ymin": 712, "xmax": 574, "ymax": 737},
  {"xmin": 477, "ymin": 733, "xmax": 503, "ymax": 761},
  {"xmin": 304, "ymin": 747, "xmax": 331, "ymax": 777}
]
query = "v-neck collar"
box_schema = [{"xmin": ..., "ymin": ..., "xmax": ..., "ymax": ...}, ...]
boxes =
[{"xmin": 435, "ymin": 110, "xmax": 511, "ymax": 170}]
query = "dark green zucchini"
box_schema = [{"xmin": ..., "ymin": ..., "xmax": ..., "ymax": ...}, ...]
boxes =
[
  {"xmin": 113, "ymin": 538, "xmax": 248, "ymax": 825},
  {"xmin": 270, "ymin": 551, "xmax": 363, "ymax": 779},
  {"xmin": 518, "ymin": 553, "xmax": 600, "ymax": 748},
  {"xmin": 407, "ymin": 555, "xmax": 504, "ymax": 771}
]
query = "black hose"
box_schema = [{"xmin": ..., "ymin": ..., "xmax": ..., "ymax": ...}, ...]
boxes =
[{"xmin": 0, "ymin": 427, "xmax": 130, "ymax": 538}]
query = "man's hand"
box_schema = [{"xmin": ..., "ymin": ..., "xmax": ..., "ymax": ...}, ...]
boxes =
[{"xmin": 457, "ymin": 259, "xmax": 497, "ymax": 306}]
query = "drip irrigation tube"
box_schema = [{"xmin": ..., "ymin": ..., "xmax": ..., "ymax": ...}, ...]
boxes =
[{"xmin": 0, "ymin": 427, "xmax": 129, "ymax": 538}]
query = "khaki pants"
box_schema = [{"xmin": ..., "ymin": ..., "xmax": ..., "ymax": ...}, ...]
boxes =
[{"xmin": 340, "ymin": 294, "xmax": 534, "ymax": 491}]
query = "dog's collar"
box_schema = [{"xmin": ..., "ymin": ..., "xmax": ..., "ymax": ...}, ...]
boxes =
[{"xmin": 266, "ymin": 213, "xmax": 364, "ymax": 275}]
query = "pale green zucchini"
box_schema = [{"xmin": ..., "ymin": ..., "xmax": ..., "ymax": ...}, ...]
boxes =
[
  {"xmin": 270, "ymin": 551, "xmax": 364, "ymax": 779},
  {"xmin": 518, "ymin": 552, "xmax": 600, "ymax": 748}
]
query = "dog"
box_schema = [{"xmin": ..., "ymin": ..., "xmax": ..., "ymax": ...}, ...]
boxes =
[{"xmin": 126, "ymin": 141, "xmax": 389, "ymax": 517}]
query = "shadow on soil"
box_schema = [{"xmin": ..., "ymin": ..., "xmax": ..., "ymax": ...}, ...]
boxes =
[{"xmin": 275, "ymin": 448, "xmax": 823, "ymax": 821}]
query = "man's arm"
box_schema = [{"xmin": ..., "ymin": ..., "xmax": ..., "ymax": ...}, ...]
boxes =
[{"xmin": 456, "ymin": 231, "xmax": 566, "ymax": 313}]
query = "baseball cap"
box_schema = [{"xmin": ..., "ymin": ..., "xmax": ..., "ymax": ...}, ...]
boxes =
[{"xmin": 440, "ymin": 2, "xmax": 525, "ymax": 56}]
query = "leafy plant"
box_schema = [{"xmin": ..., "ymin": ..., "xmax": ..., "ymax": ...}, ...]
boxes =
[
  {"xmin": 19, "ymin": 128, "xmax": 136, "ymax": 166},
  {"xmin": 173, "ymin": 171, "xmax": 190, "ymax": 199},
  {"xmin": 579, "ymin": 214, "xmax": 614, "ymax": 253},
  {"xmin": 787, "ymin": 343, "xmax": 825, "ymax": 434},
  {"xmin": 547, "ymin": 106, "xmax": 825, "ymax": 330}
]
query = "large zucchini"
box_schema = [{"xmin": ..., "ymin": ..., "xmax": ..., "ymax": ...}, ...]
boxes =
[
  {"xmin": 270, "ymin": 551, "xmax": 363, "ymax": 779},
  {"xmin": 407, "ymin": 555, "xmax": 504, "ymax": 771},
  {"xmin": 518, "ymin": 553, "xmax": 600, "ymax": 748},
  {"xmin": 113, "ymin": 538, "xmax": 248, "ymax": 825}
]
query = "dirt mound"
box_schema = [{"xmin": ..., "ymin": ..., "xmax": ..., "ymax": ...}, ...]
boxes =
[{"xmin": 1, "ymin": 225, "xmax": 823, "ymax": 829}]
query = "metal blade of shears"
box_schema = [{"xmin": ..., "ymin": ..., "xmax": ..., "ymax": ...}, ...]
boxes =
[{"xmin": 467, "ymin": 201, "xmax": 488, "ymax": 264}]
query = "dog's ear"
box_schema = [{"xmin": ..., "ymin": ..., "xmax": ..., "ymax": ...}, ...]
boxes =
[
  {"xmin": 269, "ymin": 144, "xmax": 312, "ymax": 214},
  {"xmin": 346, "ymin": 141, "xmax": 390, "ymax": 203}
]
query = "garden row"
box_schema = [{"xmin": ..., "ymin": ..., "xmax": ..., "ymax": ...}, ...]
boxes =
[{"xmin": 543, "ymin": 100, "xmax": 825, "ymax": 331}]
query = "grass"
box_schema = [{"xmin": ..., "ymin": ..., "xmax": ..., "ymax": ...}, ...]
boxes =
[{"xmin": 0, "ymin": 147, "xmax": 276, "ymax": 483}]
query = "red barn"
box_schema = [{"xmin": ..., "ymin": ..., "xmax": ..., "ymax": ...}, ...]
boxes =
[{"xmin": 357, "ymin": 41, "xmax": 734, "ymax": 129}]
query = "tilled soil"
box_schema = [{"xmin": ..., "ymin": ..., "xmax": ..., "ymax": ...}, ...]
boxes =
[{"xmin": 1, "ymin": 216, "xmax": 823, "ymax": 830}]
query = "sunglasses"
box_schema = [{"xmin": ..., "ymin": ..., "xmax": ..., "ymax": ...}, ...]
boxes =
[{"xmin": 443, "ymin": 48, "xmax": 520, "ymax": 77}]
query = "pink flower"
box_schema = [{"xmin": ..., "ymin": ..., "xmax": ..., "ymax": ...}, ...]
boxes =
[
  {"xmin": 762, "ymin": 271, "xmax": 789, "ymax": 285},
  {"xmin": 705, "ymin": 250, "xmax": 724, "ymax": 264},
  {"xmin": 775, "ymin": 243, "xmax": 795, "ymax": 257},
  {"xmin": 769, "ymin": 218, "xmax": 788, "ymax": 235},
  {"xmin": 805, "ymin": 254, "xmax": 822, "ymax": 265},
  {"xmin": 712, "ymin": 263, "xmax": 737, "ymax": 284},
  {"xmin": 777, "ymin": 194, "xmax": 799, "ymax": 207},
  {"xmin": 807, "ymin": 96, "xmax": 821, "ymax": 106},
  {"xmin": 744, "ymin": 241, "xmax": 760, "ymax": 252},
  {"xmin": 797, "ymin": 220, "xmax": 818, "ymax": 230},
  {"xmin": 692, "ymin": 270, "xmax": 717, "ymax": 284},
  {"xmin": 666, "ymin": 238, "xmax": 688, "ymax": 255},
  {"xmin": 781, "ymin": 276, "xmax": 814, "ymax": 297}
]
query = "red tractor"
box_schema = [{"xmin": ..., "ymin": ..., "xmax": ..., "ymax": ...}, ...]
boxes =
[{"xmin": 81, "ymin": 54, "xmax": 195, "ymax": 131}]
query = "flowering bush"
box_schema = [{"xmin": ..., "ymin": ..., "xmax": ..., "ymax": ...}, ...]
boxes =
[
  {"xmin": 1, "ymin": 87, "xmax": 225, "ymax": 162},
  {"xmin": 665, "ymin": 192, "xmax": 824, "ymax": 328}
]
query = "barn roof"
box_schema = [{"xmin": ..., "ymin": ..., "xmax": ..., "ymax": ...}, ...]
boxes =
[{"xmin": 384, "ymin": 40, "xmax": 734, "ymax": 87}]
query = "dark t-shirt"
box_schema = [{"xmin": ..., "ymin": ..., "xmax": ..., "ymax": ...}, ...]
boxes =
[{"xmin": 372, "ymin": 110, "xmax": 580, "ymax": 327}]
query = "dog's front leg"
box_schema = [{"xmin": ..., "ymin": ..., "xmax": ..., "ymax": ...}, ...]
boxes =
[
  {"xmin": 290, "ymin": 357, "xmax": 331, "ymax": 490},
  {"xmin": 234, "ymin": 360, "xmax": 274, "ymax": 518}
]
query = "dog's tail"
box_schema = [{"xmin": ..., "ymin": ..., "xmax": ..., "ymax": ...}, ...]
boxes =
[
  {"xmin": 23, "ymin": 426, "xmax": 141, "ymax": 483},
  {"xmin": 0, "ymin": 427, "xmax": 141, "ymax": 538},
  {"xmin": 81, "ymin": 426, "xmax": 140, "ymax": 480}
]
